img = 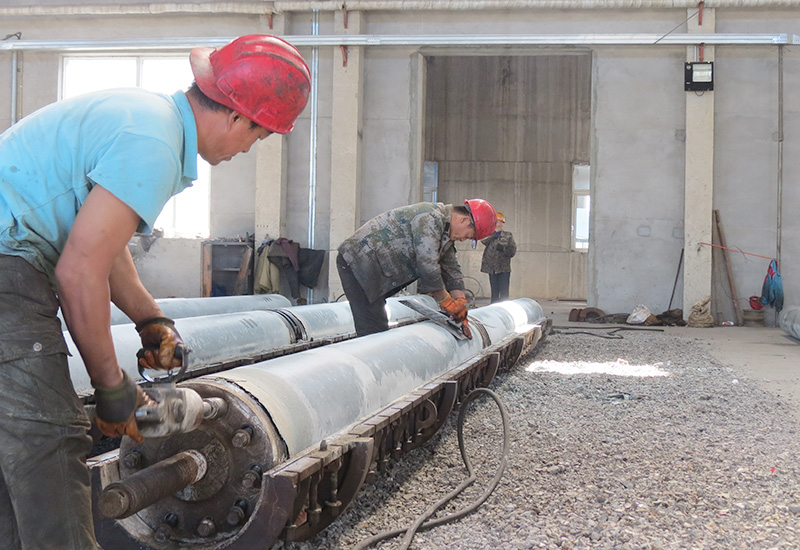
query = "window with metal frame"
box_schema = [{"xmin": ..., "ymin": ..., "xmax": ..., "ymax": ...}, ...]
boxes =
[{"xmin": 572, "ymin": 163, "xmax": 590, "ymax": 251}]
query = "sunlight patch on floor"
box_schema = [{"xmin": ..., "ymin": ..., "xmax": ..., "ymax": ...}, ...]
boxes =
[{"xmin": 526, "ymin": 358, "xmax": 670, "ymax": 378}]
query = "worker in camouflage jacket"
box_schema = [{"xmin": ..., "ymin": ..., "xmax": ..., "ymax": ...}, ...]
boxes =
[
  {"xmin": 337, "ymin": 199, "xmax": 497, "ymax": 339},
  {"xmin": 480, "ymin": 211, "xmax": 517, "ymax": 303}
]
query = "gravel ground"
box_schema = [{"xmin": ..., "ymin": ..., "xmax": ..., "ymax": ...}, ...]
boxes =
[{"xmin": 278, "ymin": 328, "xmax": 800, "ymax": 550}]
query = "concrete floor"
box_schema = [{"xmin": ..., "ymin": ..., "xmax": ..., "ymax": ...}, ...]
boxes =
[{"xmin": 535, "ymin": 299, "xmax": 800, "ymax": 422}]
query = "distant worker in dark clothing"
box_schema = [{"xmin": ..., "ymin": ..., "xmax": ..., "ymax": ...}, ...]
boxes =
[
  {"xmin": 337, "ymin": 199, "xmax": 497, "ymax": 339},
  {"xmin": 480, "ymin": 211, "xmax": 517, "ymax": 303}
]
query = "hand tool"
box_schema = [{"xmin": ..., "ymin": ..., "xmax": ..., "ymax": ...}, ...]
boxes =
[
  {"xmin": 87, "ymin": 344, "xmax": 223, "ymax": 438},
  {"xmin": 399, "ymin": 299, "xmax": 469, "ymax": 340}
]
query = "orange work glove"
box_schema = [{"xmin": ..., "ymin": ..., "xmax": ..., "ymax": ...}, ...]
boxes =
[
  {"xmin": 92, "ymin": 371, "xmax": 153, "ymax": 443},
  {"xmin": 460, "ymin": 317, "xmax": 473, "ymax": 340},
  {"xmin": 439, "ymin": 294, "xmax": 468, "ymax": 323},
  {"xmin": 135, "ymin": 316, "xmax": 185, "ymax": 370}
]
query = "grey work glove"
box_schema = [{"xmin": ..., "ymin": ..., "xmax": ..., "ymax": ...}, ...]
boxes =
[{"xmin": 92, "ymin": 371, "xmax": 152, "ymax": 442}]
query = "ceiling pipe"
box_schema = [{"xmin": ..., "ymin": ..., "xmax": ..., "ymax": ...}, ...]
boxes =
[
  {"xmin": 3, "ymin": 0, "xmax": 800, "ymax": 17},
  {"xmin": 0, "ymin": 3, "xmax": 267, "ymax": 16},
  {"xmin": 1, "ymin": 33, "xmax": 797, "ymax": 53},
  {"xmin": 271, "ymin": 0, "xmax": 800, "ymax": 10}
]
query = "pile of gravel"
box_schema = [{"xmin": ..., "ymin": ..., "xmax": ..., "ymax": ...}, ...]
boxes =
[{"xmin": 279, "ymin": 328, "xmax": 800, "ymax": 550}]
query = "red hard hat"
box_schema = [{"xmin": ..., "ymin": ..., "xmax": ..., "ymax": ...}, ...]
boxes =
[
  {"xmin": 190, "ymin": 35, "xmax": 311, "ymax": 134},
  {"xmin": 464, "ymin": 199, "xmax": 497, "ymax": 241}
]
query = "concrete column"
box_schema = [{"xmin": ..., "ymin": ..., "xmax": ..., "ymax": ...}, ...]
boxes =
[
  {"xmin": 682, "ymin": 8, "xmax": 715, "ymax": 318},
  {"xmin": 326, "ymin": 9, "xmax": 364, "ymax": 302},
  {"xmin": 255, "ymin": 14, "xmax": 289, "ymax": 241}
]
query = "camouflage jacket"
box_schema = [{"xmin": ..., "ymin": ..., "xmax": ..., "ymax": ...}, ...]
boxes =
[
  {"xmin": 480, "ymin": 230, "xmax": 516, "ymax": 274},
  {"xmin": 338, "ymin": 202, "xmax": 465, "ymax": 303}
]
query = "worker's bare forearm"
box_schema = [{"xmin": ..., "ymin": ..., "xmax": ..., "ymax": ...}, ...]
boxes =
[
  {"xmin": 109, "ymin": 247, "xmax": 163, "ymax": 325},
  {"xmin": 56, "ymin": 184, "xmax": 145, "ymax": 388},
  {"xmin": 57, "ymin": 260, "xmax": 122, "ymax": 387}
]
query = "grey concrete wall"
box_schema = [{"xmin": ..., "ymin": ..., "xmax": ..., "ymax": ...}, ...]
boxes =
[
  {"xmin": 590, "ymin": 46, "xmax": 688, "ymax": 314},
  {"xmin": 2, "ymin": 5, "xmax": 799, "ymax": 316},
  {"xmin": 128, "ymin": 236, "xmax": 204, "ymax": 298}
]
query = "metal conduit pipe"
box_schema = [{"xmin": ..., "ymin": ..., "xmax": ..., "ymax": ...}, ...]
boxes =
[
  {"xmin": 3, "ymin": 33, "xmax": 798, "ymax": 52},
  {"xmin": 779, "ymin": 306, "xmax": 800, "ymax": 341},
  {"xmin": 69, "ymin": 295, "xmax": 438, "ymax": 396},
  {"xmin": 777, "ymin": 45, "xmax": 784, "ymax": 267},
  {"xmin": 94, "ymin": 298, "xmax": 546, "ymax": 549},
  {"xmin": 3, "ymin": 0, "xmax": 800, "ymax": 17},
  {"xmin": 10, "ymin": 50, "xmax": 18, "ymax": 124},
  {"xmin": 272, "ymin": 0, "xmax": 800, "ymax": 10},
  {"xmin": 306, "ymin": 9, "xmax": 320, "ymax": 304},
  {"xmin": 0, "ymin": 3, "xmax": 268, "ymax": 16}
]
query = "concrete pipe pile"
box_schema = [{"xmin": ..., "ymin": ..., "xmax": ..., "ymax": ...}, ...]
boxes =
[
  {"xmin": 779, "ymin": 306, "xmax": 800, "ymax": 341},
  {"xmin": 91, "ymin": 298, "xmax": 549, "ymax": 550},
  {"xmin": 273, "ymin": 294, "xmax": 442, "ymax": 341},
  {"xmin": 69, "ymin": 295, "xmax": 439, "ymax": 398},
  {"xmin": 58, "ymin": 294, "xmax": 293, "ymax": 329},
  {"xmin": 109, "ymin": 294, "xmax": 293, "ymax": 325}
]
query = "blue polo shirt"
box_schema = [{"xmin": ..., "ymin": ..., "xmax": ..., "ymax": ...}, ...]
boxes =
[{"xmin": 0, "ymin": 88, "xmax": 198, "ymax": 282}]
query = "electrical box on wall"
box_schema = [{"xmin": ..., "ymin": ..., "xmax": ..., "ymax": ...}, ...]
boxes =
[{"xmin": 685, "ymin": 62, "xmax": 714, "ymax": 92}]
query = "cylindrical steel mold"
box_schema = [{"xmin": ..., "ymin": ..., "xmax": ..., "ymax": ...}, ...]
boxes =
[
  {"xmin": 98, "ymin": 298, "xmax": 546, "ymax": 549},
  {"xmin": 468, "ymin": 298, "xmax": 546, "ymax": 344},
  {"xmin": 60, "ymin": 294, "xmax": 292, "ymax": 329},
  {"xmin": 209, "ymin": 298, "xmax": 544, "ymax": 455},
  {"xmin": 111, "ymin": 294, "xmax": 293, "ymax": 325},
  {"xmin": 386, "ymin": 294, "xmax": 439, "ymax": 325},
  {"xmin": 69, "ymin": 311, "xmax": 294, "ymax": 397},
  {"xmin": 70, "ymin": 295, "xmax": 440, "ymax": 397}
]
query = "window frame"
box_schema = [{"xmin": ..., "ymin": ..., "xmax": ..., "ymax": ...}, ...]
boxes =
[{"xmin": 571, "ymin": 163, "xmax": 590, "ymax": 252}]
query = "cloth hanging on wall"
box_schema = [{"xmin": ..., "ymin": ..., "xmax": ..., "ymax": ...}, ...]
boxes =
[
  {"xmin": 254, "ymin": 247, "xmax": 281, "ymax": 294},
  {"xmin": 262, "ymin": 238, "xmax": 326, "ymax": 301},
  {"xmin": 760, "ymin": 259, "xmax": 784, "ymax": 312}
]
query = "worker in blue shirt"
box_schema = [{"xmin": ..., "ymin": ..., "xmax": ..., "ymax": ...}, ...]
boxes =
[{"xmin": 0, "ymin": 35, "xmax": 309, "ymax": 549}]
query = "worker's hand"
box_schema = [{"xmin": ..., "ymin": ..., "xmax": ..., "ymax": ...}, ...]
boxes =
[
  {"xmin": 93, "ymin": 371, "xmax": 153, "ymax": 443},
  {"xmin": 461, "ymin": 317, "xmax": 473, "ymax": 340},
  {"xmin": 439, "ymin": 294, "xmax": 468, "ymax": 323},
  {"xmin": 136, "ymin": 317, "xmax": 184, "ymax": 370}
]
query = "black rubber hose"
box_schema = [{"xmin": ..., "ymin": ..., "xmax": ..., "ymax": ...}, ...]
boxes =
[{"xmin": 353, "ymin": 387, "xmax": 510, "ymax": 550}]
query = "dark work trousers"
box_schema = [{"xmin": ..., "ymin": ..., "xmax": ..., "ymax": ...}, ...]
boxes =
[
  {"xmin": 336, "ymin": 253, "xmax": 393, "ymax": 337},
  {"xmin": 0, "ymin": 255, "xmax": 96, "ymax": 550},
  {"xmin": 489, "ymin": 272, "xmax": 511, "ymax": 304}
]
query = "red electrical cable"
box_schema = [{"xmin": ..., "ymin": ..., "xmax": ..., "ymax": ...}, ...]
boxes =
[{"xmin": 698, "ymin": 242, "xmax": 775, "ymax": 260}]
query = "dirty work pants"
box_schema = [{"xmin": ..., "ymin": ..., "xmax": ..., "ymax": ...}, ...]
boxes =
[
  {"xmin": 489, "ymin": 272, "xmax": 510, "ymax": 304},
  {"xmin": 336, "ymin": 253, "xmax": 395, "ymax": 337},
  {"xmin": 0, "ymin": 255, "xmax": 96, "ymax": 550}
]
